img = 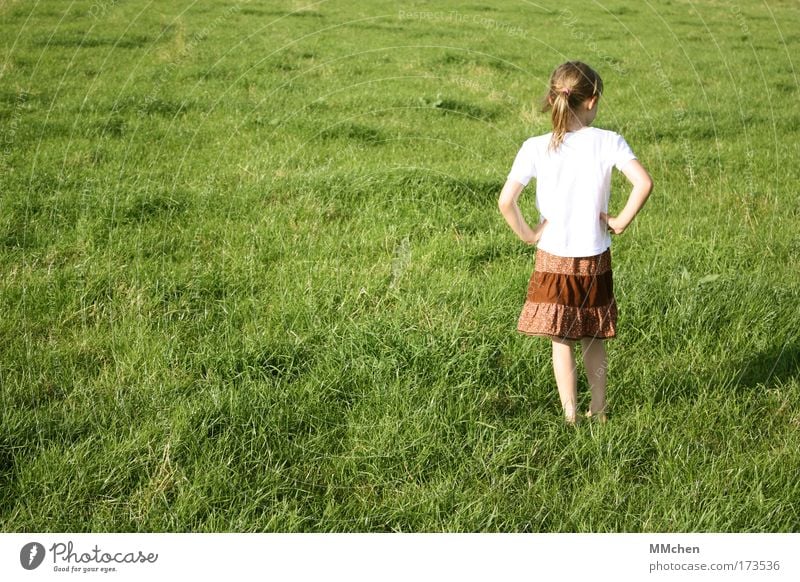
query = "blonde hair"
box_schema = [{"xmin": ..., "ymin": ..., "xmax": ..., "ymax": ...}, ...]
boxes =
[{"xmin": 540, "ymin": 61, "xmax": 604, "ymax": 153}]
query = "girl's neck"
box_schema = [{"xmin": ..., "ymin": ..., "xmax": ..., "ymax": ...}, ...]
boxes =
[
  {"xmin": 566, "ymin": 120, "xmax": 592, "ymax": 133},
  {"xmin": 565, "ymin": 125, "xmax": 589, "ymax": 133},
  {"xmin": 565, "ymin": 103, "xmax": 597, "ymax": 132}
]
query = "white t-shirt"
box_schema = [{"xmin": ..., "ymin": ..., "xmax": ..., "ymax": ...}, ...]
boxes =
[{"xmin": 506, "ymin": 126, "xmax": 637, "ymax": 257}]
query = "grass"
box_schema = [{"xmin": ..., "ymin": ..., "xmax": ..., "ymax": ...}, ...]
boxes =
[{"xmin": 0, "ymin": 0, "xmax": 798, "ymax": 532}]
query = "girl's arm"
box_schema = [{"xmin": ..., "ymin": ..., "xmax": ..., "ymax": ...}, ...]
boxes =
[
  {"xmin": 601, "ymin": 160, "xmax": 653, "ymax": 234},
  {"xmin": 498, "ymin": 179, "xmax": 547, "ymax": 244}
]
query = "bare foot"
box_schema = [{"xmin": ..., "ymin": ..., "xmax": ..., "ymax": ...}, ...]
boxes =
[{"xmin": 585, "ymin": 409, "xmax": 608, "ymax": 424}]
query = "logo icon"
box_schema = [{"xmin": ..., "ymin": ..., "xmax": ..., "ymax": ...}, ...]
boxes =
[{"xmin": 20, "ymin": 542, "xmax": 46, "ymax": 570}]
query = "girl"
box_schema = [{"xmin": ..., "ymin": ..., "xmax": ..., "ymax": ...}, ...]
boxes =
[{"xmin": 498, "ymin": 61, "xmax": 653, "ymax": 426}]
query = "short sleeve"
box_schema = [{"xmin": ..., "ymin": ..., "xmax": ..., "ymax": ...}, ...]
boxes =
[
  {"xmin": 610, "ymin": 132, "xmax": 637, "ymax": 171},
  {"xmin": 506, "ymin": 140, "xmax": 536, "ymax": 186}
]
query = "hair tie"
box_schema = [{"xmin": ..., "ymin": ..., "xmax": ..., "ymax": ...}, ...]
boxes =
[{"xmin": 562, "ymin": 88, "xmax": 571, "ymax": 96}]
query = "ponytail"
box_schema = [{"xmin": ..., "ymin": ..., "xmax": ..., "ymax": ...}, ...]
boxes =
[{"xmin": 549, "ymin": 90, "xmax": 573, "ymax": 153}]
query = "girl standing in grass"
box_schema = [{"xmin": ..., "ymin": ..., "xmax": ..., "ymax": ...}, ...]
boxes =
[{"xmin": 498, "ymin": 61, "xmax": 653, "ymax": 425}]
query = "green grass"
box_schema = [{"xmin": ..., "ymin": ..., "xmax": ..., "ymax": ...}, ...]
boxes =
[{"xmin": 0, "ymin": 0, "xmax": 798, "ymax": 532}]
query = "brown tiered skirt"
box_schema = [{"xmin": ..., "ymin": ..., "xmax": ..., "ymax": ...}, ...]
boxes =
[{"xmin": 517, "ymin": 247, "xmax": 617, "ymax": 340}]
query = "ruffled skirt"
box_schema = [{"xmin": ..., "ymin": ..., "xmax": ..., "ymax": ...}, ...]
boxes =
[{"xmin": 517, "ymin": 247, "xmax": 617, "ymax": 340}]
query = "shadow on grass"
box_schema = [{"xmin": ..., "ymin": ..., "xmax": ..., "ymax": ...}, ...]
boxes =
[
  {"xmin": 652, "ymin": 338, "xmax": 799, "ymax": 405},
  {"xmin": 733, "ymin": 339, "xmax": 800, "ymax": 392}
]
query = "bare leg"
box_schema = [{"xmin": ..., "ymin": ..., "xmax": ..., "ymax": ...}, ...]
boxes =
[
  {"xmin": 551, "ymin": 338, "xmax": 578, "ymax": 423},
  {"xmin": 580, "ymin": 337, "xmax": 607, "ymax": 416}
]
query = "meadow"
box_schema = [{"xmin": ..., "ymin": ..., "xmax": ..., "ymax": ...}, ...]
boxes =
[{"xmin": 0, "ymin": 0, "xmax": 798, "ymax": 532}]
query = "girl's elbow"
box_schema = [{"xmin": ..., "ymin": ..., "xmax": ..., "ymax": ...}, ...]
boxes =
[{"xmin": 640, "ymin": 176, "xmax": 654, "ymax": 196}]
